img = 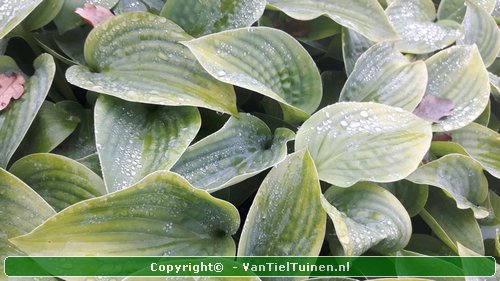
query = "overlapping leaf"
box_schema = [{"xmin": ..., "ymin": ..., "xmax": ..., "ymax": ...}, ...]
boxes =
[
  {"xmin": 458, "ymin": 0, "xmax": 500, "ymax": 67},
  {"xmin": 9, "ymin": 153, "xmax": 106, "ymax": 211},
  {"xmin": 66, "ymin": 12, "xmax": 238, "ymax": 115},
  {"xmin": 339, "ymin": 42, "xmax": 427, "ymax": 111},
  {"xmin": 10, "ymin": 171, "xmax": 240, "ymax": 256},
  {"xmin": 379, "ymin": 180, "xmax": 428, "ymax": 217},
  {"xmin": 172, "ymin": 114, "xmax": 294, "ymax": 192},
  {"xmin": 160, "ymin": 0, "xmax": 266, "ymax": 37},
  {"xmin": 182, "ymin": 27, "xmax": 322, "ymax": 120},
  {"xmin": 450, "ymin": 122, "xmax": 500, "ymax": 179},
  {"xmin": 341, "ymin": 28, "xmax": 373, "ymax": 76},
  {"xmin": 321, "ymin": 182, "xmax": 412, "ymax": 256},
  {"xmin": 0, "ymin": 168, "xmax": 55, "ymax": 279},
  {"xmin": 23, "ymin": 0, "xmax": 64, "ymax": 31},
  {"xmin": 407, "ymin": 154, "xmax": 489, "ymax": 218},
  {"xmin": 386, "ymin": 0, "xmax": 463, "ymax": 54},
  {"xmin": 437, "ymin": 0, "xmax": 496, "ymax": 22},
  {"xmin": 424, "ymin": 45, "xmax": 490, "ymax": 132},
  {"xmin": 0, "ymin": 54, "xmax": 55, "ymax": 168},
  {"xmin": 295, "ymin": 102, "xmax": 432, "ymax": 187},
  {"xmin": 266, "ymin": 0, "xmax": 398, "ymax": 42},
  {"xmin": 0, "ymin": 0, "xmax": 43, "ymax": 39},
  {"xmin": 53, "ymin": 0, "xmax": 119, "ymax": 33},
  {"xmin": 420, "ymin": 188, "xmax": 484, "ymax": 254},
  {"xmin": 238, "ymin": 150, "xmax": 326, "ymax": 260},
  {"xmin": 95, "ymin": 95, "xmax": 201, "ymax": 192},
  {"xmin": 13, "ymin": 101, "xmax": 79, "ymax": 158}
]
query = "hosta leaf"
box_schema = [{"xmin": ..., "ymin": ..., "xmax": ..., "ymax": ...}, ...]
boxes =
[
  {"xmin": 160, "ymin": 0, "xmax": 266, "ymax": 37},
  {"xmin": 77, "ymin": 153, "xmax": 102, "ymax": 177},
  {"xmin": 0, "ymin": 168, "xmax": 56, "ymax": 279},
  {"xmin": 420, "ymin": 188, "xmax": 484, "ymax": 254},
  {"xmin": 266, "ymin": 0, "xmax": 398, "ymax": 42},
  {"xmin": 407, "ymin": 154, "xmax": 489, "ymax": 218},
  {"xmin": 430, "ymin": 141, "xmax": 468, "ymax": 157},
  {"xmin": 0, "ymin": 54, "xmax": 55, "ymax": 168},
  {"xmin": 9, "ymin": 153, "xmax": 106, "ymax": 212},
  {"xmin": 339, "ymin": 42, "xmax": 427, "ymax": 111},
  {"xmin": 295, "ymin": 102, "xmax": 432, "ymax": 187},
  {"xmin": 341, "ymin": 28, "xmax": 374, "ymax": 76},
  {"xmin": 0, "ymin": 0, "xmax": 43, "ymax": 39},
  {"xmin": 238, "ymin": 150, "xmax": 326, "ymax": 260},
  {"xmin": 172, "ymin": 114, "xmax": 294, "ymax": 192},
  {"xmin": 53, "ymin": 100, "xmax": 96, "ymax": 159},
  {"xmin": 9, "ymin": 171, "xmax": 240, "ymax": 256},
  {"xmin": 458, "ymin": 0, "xmax": 500, "ymax": 67},
  {"xmin": 182, "ymin": 27, "xmax": 322, "ymax": 120},
  {"xmin": 457, "ymin": 243, "xmax": 500, "ymax": 281},
  {"xmin": 13, "ymin": 101, "xmax": 79, "ymax": 158},
  {"xmin": 386, "ymin": 0, "xmax": 463, "ymax": 54},
  {"xmin": 425, "ymin": 45, "xmax": 490, "ymax": 132},
  {"xmin": 95, "ymin": 95, "xmax": 201, "ymax": 192},
  {"xmin": 23, "ymin": 0, "xmax": 64, "ymax": 31},
  {"xmin": 437, "ymin": 0, "xmax": 496, "ymax": 22},
  {"xmin": 321, "ymin": 182, "xmax": 412, "ymax": 256},
  {"xmin": 65, "ymin": 12, "xmax": 238, "ymax": 115},
  {"xmin": 113, "ymin": 0, "xmax": 165, "ymax": 14},
  {"xmin": 379, "ymin": 180, "xmax": 428, "ymax": 217},
  {"xmin": 405, "ymin": 234, "xmax": 456, "ymax": 256},
  {"xmin": 53, "ymin": 0, "xmax": 119, "ymax": 34},
  {"xmin": 450, "ymin": 122, "xmax": 500, "ymax": 178}
]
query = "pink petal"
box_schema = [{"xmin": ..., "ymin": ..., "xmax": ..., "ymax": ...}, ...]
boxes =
[{"xmin": 75, "ymin": 3, "xmax": 114, "ymax": 27}]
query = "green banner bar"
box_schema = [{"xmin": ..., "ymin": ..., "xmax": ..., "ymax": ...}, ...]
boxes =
[{"xmin": 4, "ymin": 256, "xmax": 496, "ymax": 277}]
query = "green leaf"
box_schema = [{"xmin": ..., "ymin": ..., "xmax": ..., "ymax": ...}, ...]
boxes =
[
  {"xmin": 0, "ymin": 0, "xmax": 43, "ymax": 39},
  {"xmin": 13, "ymin": 101, "xmax": 79, "ymax": 158},
  {"xmin": 9, "ymin": 153, "xmax": 106, "ymax": 212},
  {"xmin": 0, "ymin": 54, "xmax": 56, "ymax": 168},
  {"xmin": 341, "ymin": 27, "xmax": 373, "ymax": 76},
  {"xmin": 339, "ymin": 42, "xmax": 427, "ymax": 111},
  {"xmin": 77, "ymin": 153, "xmax": 102, "ymax": 177},
  {"xmin": 23, "ymin": 0, "xmax": 64, "ymax": 31},
  {"xmin": 182, "ymin": 27, "xmax": 322, "ymax": 120},
  {"xmin": 457, "ymin": 0, "xmax": 500, "ymax": 67},
  {"xmin": 238, "ymin": 150, "xmax": 326, "ymax": 260},
  {"xmin": 430, "ymin": 141, "xmax": 468, "ymax": 157},
  {"xmin": 321, "ymin": 182, "xmax": 412, "ymax": 255},
  {"xmin": 9, "ymin": 171, "xmax": 240, "ymax": 256},
  {"xmin": 437, "ymin": 0, "xmax": 496, "ymax": 22},
  {"xmin": 53, "ymin": 0, "xmax": 119, "ymax": 34},
  {"xmin": 114, "ymin": 0, "xmax": 165, "ymax": 14},
  {"xmin": 450, "ymin": 122, "xmax": 500, "ymax": 179},
  {"xmin": 407, "ymin": 154, "xmax": 489, "ymax": 218},
  {"xmin": 379, "ymin": 180, "xmax": 428, "ymax": 217},
  {"xmin": 95, "ymin": 95, "xmax": 201, "ymax": 192},
  {"xmin": 295, "ymin": 102, "xmax": 432, "ymax": 187},
  {"xmin": 266, "ymin": 0, "xmax": 398, "ymax": 42},
  {"xmin": 474, "ymin": 100, "xmax": 490, "ymax": 127},
  {"xmin": 65, "ymin": 12, "xmax": 238, "ymax": 115},
  {"xmin": 489, "ymin": 72, "xmax": 500, "ymax": 103},
  {"xmin": 420, "ymin": 188, "xmax": 484, "ymax": 254},
  {"xmin": 424, "ymin": 45, "xmax": 490, "ymax": 132},
  {"xmin": 405, "ymin": 234, "xmax": 456, "ymax": 256},
  {"xmin": 53, "ymin": 100, "xmax": 97, "ymax": 159},
  {"xmin": 0, "ymin": 168, "xmax": 56, "ymax": 279},
  {"xmin": 172, "ymin": 114, "xmax": 295, "ymax": 192},
  {"xmin": 457, "ymin": 243, "xmax": 500, "ymax": 281},
  {"xmin": 386, "ymin": 0, "xmax": 463, "ymax": 54},
  {"xmin": 160, "ymin": 0, "xmax": 266, "ymax": 37}
]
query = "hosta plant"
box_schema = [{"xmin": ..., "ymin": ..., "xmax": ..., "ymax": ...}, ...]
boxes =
[{"xmin": 0, "ymin": 0, "xmax": 499, "ymax": 280}]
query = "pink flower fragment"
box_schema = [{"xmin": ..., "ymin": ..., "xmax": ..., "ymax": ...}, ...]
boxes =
[
  {"xmin": 413, "ymin": 95, "xmax": 454, "ymax": 123},
  {"xmin": 0, "ymin": 72, "xmax": 26, "ymax": 111},
  {"xmin": 75, "ymin": 3, "xmax": 114, "ymax": 28}
]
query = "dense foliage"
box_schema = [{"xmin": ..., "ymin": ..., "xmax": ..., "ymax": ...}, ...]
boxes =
[{"xmin": 1, "ymin": 0, "xmax": 500, "ymax": 280}]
